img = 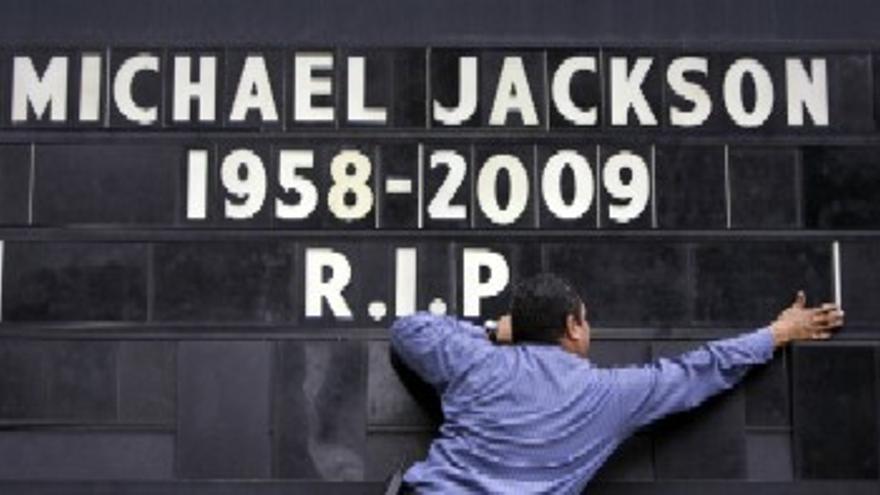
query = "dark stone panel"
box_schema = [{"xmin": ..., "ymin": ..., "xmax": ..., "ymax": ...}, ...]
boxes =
[
  {"xmin": 545, "ymin": 242, "xmax": 688, "ymax": 327},
  {"xmin": 178, "ymin": 341, "xmax": 271, "ymax": 479},
  {"xmin": 0, "ymin": 340, "xmax": 116, "ymax": 421},
  {"xmin": 803, "ymin": 146, "xmax": 880, "ymax": 229},
  {"xmin": 693, "ymin": 242, "xmax": 831, "ymax": 326},
  {"xmin": 0, "ymin": 432, "xmax": 173, "ymax": 480},
  {"xmin": 728, "ymin": 147, "xmax": 799, "ymax": 229},
  {"xmin": 223, "ymin": 49, "xmax": 284, "ymax": 130},
  {"xmin": 163, "ymin": 49, "xmax": 223, "ymax": 128},
  {"xmin": 547, "ymin": 49, "xmax": 601, "ymax": 129},
  {"xmin": 365, "ymin": 433, "xmax": 432, "ymax": 482},
  {"xmin": 33, "ymin": 144, "xmax": 180, "ymax": 226},
  {"xmin": 603, "ymin": 51, "xmax": 662, "ymax": 129},
  {"xmin": 793, "ymin": 345, "xmax": 879, "ymax": 479},
  {"xmin": 421, "ymin": 143, "xmax": 472, "ymax": 230},
  {"xmin": 117, "ymin": 341, "xmax": 176, "ymax": 423},
  {"xmin": 747, "ymin": 432, "xmax": 793, "ymax": 481},
  {"xmin": 654, "ymin": 145, "xmax": 726, "ymax": 229},
  {"xmin": 473, "ymin": 144, "xmax": 537, "ymax": 229},
  {"xmin": 536, "ymin": 144, "xmax": 598, "ymax": 230},
  {"xmin": 651, "ymin": 341, "xmax": 747, "ymax": 480},
  {"xmin": 109, "ymin": 48, "xmax": 165, "ymax": 128},
  {"xmin": 214, "ymin": 141, "xmax": 273, "ymax": 227},
  {"xmin": 599, "ymin": 145, "xmax": 652, "ymax": 229},
  {"xmin": 367, "ymin": 341, "xmax": 438, "ymax": 427},
  {"xmin": 841, "ymin": 242, "xmax": 880, "ymax": 327},
  {"xmin": 0, "ymin": 341, "xmax": 45, "ymax": 419},
  {"xmin": 430, "ymin": 49, "xmax": 480, "ymax": 128},
  {"xmin": 588, "ymin": 481, "xmax": 880, "ymax": 495},
  {"xmin": 744, "ymin": 350, "xmax": 790, "ymax": 427},
  {"xmin": 457, "ymin": 242, "xmax": 542, "ymax": 323},
  {"xmin": 274, "ymin": 341, "xmax": 366, "ymax": 480},
  {"xmin": 377, "ymin": 144, "xmax": 419, "ymax": 229},
  {"xmin": 588, "ymin": 341, "xmax": 651, "ymax": 368},
  {"xmin": 593, "ymin": 434, "xmax": 653, "ymax": 481},
  {"xmin": 2, "ymin": 242, "xmax": 148, "ymax": 322},
  {"xmin": 153, "ymin": 242, "xmax": 296, "ymax": 322},
  {"xmin": 0, "ymin": 145, "xmax": 30, "ymax": 225},
  {"xmin": 479, "ymin": 50, "xmax": 544, "ymax": 128},
  {"xmin": 829, "ymin": 53, "xmax": 873, "ymax": 133}
]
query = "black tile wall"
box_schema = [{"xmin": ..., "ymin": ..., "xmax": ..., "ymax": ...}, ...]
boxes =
[
  {"xmin": 0, "ymin": 145, "xmax": 30, "ymax": 225},
  {"xmin": 728, "ymin": 147, "xmax": 799, "ymax": 229},
  {"xmin": 654, "ymin": 146, "xmax": 726, "ymax": 229},
  {"xmin": 2, "ymin": 242, "xmax": 148, "ymax": 321},
  {"xmin": 840, "ymin": 242, "xmax": 880, "ymax": 327},
  {"xmin": 803, "ymin": 146, "xmax": 880, "ymax": 229},
  {"xmin": 793, "ymin": 345, "xmax": 879, "ymax": 479},
  {"xmin": 117, "ymin": 341, "xmax": 176, "ymax": 423},
  {"xmin": 177, "ymin": 341, "xmax": 272, "ymax": 479},
  {"xmin": 744, "ymin": 351, "xmax": 790, "ymax": 427}
]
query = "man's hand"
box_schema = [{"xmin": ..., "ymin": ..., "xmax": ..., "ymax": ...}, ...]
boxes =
[
  {"xmin": 770, "ymin": 291, "xmax": 844, "ymax": 347},
  {"xmin": 495, "ymin": 314, "xmax": 513, "ymax": 344}
]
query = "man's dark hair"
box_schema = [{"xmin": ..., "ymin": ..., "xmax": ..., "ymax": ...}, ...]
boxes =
[{"xmin": 510, "ymin": 273, "xmax": 584, "ymax": 344}]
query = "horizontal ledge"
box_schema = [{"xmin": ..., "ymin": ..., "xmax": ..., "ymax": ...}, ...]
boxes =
[{"xmin": 1, "ymin": 228, "xmax": 880, "ymax": 242}]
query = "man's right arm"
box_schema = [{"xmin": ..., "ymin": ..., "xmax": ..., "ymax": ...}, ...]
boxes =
[{"xmin": 604, "ymin": 292, "xmax": 844, "ymax": 432}]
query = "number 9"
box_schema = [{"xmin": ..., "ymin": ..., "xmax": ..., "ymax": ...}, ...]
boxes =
[{"xmin": 603, "ymin": 151, "xmax": 650, "ymax": 224}]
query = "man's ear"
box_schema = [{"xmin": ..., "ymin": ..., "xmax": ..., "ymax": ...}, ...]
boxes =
[{"xmin": 565, "ymin": 313, "xmax": 581, "ymax": 341}]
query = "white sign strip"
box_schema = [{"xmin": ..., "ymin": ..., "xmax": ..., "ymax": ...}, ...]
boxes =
[
  {"xmin": 386, "ymin": 178, "xmax": 413, "ymax": 194},
  {"xmin": 186, "ymin": 149, "xmax": 208, "ymax": 220},
  {"xmin": 833, "ymin": 240, "xmax": 842, "ymax": 308}
]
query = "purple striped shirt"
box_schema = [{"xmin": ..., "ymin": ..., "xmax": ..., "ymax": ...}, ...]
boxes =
[{"xmin": 390, "ymin": 312, "xmax": 776, "ymax": 494}]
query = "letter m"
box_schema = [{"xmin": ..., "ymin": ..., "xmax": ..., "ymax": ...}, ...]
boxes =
[{"xmin": 12, "ymin": 56, "xmax": 68, "ymax": 122}]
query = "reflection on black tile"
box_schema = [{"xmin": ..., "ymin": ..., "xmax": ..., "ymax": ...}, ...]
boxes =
[
  {"xmin": 2, "ymin": 242, "xmax": 147, "ymax": 321},
  {"xmin": 728, "ymin": 147, "xmax": 798, "ymax": 229},
  {"xmin": 275, "ymin": 341, "xmax": 366, "ymax": 480},
  {"xmin": 365, "ymin": 433, "xmax": 433, "ymax": 482},
  {"xmin": 33, "ymin": 144, "xmax": 180, "ymax": 226},
  {"xmin": 368, "ymin": 342, "xmax": 439, "ymax": 427},
  {"xmin": 841, "ymin": 242, "xmax": 880, "ymax": 326},
  {"xmin": 654, "ymin": 146, "xmax": 726, "ymax": 229},
  {"xmin": 588, "ymin": 341, "xmax": 651, "ymax": 368},
  {"xmin": 593, "ymin": 434, "xmax": 653, "ymax": 481},
  {"xmin": 118, "ymin": 341, "xmax": 176, "ymax": 423},
  {"xmin": 0, "ymin": 145, "xmax": 30, "ymax": 225},
  {"xmin": 178, "ymin": 341, "xmax": 271, "ymax": 479},
  {"xmin": 545, "ymin": 242, "xmax": 688, "ymax": 327},
  {"xmin": 803, "ymin": 146, "xmax": 880, "ymax": 229},
  {"xmin": 793, "ymin": 346, "xmax": 878, "ymax": 479},
  {"xmin": 652, "ymin": 342, "xmax": 747, "ymax": 480},
  {"xmin": 744, "ymin": 351, "xmax": 790, "ymax": 427},
  {"xmin": 153, "ymin": 242, "xmax": 295, "ymax": 322},
  {"xmin": 694, "ymin": 242, "xmax": 831, "ymax": 326},
  {"xmin": 0, "ymin": 432, "xmax": 173, "ymax": 480},
  {"xmin": 746, "ymin": 432, "xmax": 793, "ymax": 481}
]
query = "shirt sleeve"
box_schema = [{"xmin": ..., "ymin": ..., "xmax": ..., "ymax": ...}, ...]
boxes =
[
  {"xmin": 604, "ymin": 327, "xmax": 776, "ymax": 432},
  {"xmin": 389, "ymin": 312, "xmax": 495, "ymax": 391}
]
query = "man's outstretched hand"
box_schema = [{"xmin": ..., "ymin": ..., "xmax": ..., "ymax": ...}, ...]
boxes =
[{"xmin": 770, "ymin": 291, "xmax": 844, "ymax": 347}]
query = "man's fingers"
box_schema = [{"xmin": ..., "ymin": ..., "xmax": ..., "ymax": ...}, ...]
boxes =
[{"xmin": 792, "ymin": 290, "xmax": 806, "ymax": 309}]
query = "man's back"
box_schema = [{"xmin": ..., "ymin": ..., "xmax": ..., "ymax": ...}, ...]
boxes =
[{"xmin": 391, "ymin": 312, "xmax": 775, "ymax": 494}]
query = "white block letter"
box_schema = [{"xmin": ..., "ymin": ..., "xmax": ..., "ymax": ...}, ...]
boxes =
[
  {"xmin": 433, "ymin": 56, "xmax": 477, "ymax": 126},
  {"xmin": 489, "ymin": 56, "xmax": 538, "ymax": 126},
  {"xmin": 610, "ymin": 57, "xmax": 657, "ymax": 126},
  {"xmin": 12, "ymin": 56, "xmax": 68, "ymax": 122},
  {"xmin": 462, "ymin": 248, "xmax": 509, "ymax": 317},
  {"xmin": 305, "ymin": 248, "xmax": 353, "ymax": 318},
  {"xmin": 113, "ymin": 54, "xmax": 159, "ymax": 125},
  {"xmin": 551, "ymin": 56, "xmax": 597, "ymax": 126},
  {"xmin": 786, "ymin": 58, "xmax": 828, "ymax": 126},
  {"xmin": 395, "ymin": 248, "xmax": 417, "ymax": 317},
  {"xmin": 79, "ymin": 54, "xmax": 102, "ymax": 122},
  {"xmin": 667, "ymin": 56, "xmax": 712, "ymax": 127},
  {"xmin": 294, "ymin": 52, "xmax": 334, "ymax": 122},
  {"xmin": 173, "ymin": 55, "xmax": 217, "ymax": 122},
  {"xmin": 229, "ymin": 55, "xmax": 279, "ymax": 122},
  {"xmin": 347, "ymin": 57, "xmax": 387, "ymax": 123},
  {"xmin": 724, "ymin": 58, "xmax": 774, "ymax": 128}
]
